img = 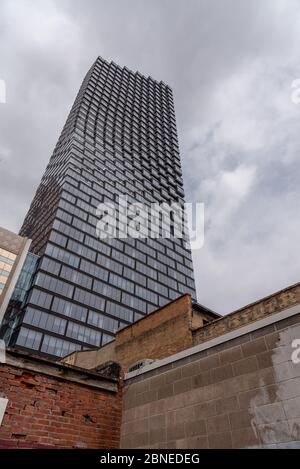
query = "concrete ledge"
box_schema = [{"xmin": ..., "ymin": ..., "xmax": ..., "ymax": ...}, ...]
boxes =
[{"xmin": 3, "ymin": 348, "xmax": 119, "ymax": 392}]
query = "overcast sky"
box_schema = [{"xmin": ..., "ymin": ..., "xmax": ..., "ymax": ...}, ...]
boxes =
[{"xmin": 1, "ymin": 0, "xmax": 300, "ymax": 314}]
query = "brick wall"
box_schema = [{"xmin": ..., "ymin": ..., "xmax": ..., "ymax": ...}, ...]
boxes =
[
  {"xmin": 0, "ymin": 350, "xmax": 122, "ymax": 448},
  {"xmin": 121, "ymin": 307, "xmax": 300, "ymax": 448},
  {"xmin": 115, "ymin": 295, "xmax": 194, "ymax": 370},
  {"xmin": 64, "ymin": 295, "xmax": 196, "ymax": 372}
]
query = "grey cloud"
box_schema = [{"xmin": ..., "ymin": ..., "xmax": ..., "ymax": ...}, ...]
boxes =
[{"xmin": 1, "ymin": 0, "xmax": 300, "ymax": 313}]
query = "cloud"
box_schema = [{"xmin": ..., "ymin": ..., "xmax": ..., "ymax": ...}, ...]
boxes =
[{"xmin": 0, "ymin": 0, "xmax": 300, "ymax": 313}]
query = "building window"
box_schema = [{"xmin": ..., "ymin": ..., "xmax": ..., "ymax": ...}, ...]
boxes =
[
  {"xmin": 87, "ymin": 311, "xmax": 119, "ymax": 333},
  {"xmin": 51, "ymin": 297, "xmax": 87, "ymax": 322},
  {"xmin": 28, "ymin": 289, "xmax": 53, "ymax": 310},
  {"xmin": 16, "ymin": 327, "xmax": 42, "ymax": 350},
  {"xmin": 41, "ymin": 335, "xmax": 81, "ymax": 357},
  {"xmin": 66, "ymin": 321, "xmax": 101, "ymax": 347},
  {"xmin": 102, "ymin": 333, "xmax": 114, "ymax": 345},
  {"xmin": 23, "ymin": 308, "xmax": 66, "ymax": 335}
]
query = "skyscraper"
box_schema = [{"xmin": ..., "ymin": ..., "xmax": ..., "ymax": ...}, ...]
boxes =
[{"xmin": 4, "ymin": 57, "xmax": 196, "ymax": 358}]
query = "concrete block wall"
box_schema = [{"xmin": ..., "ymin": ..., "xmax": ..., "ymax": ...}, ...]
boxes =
[{"xmin": 121, "ymin": 309, "xmax": 300, "ymax": 448}]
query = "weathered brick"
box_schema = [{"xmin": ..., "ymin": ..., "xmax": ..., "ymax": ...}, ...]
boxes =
[
  {"xmin": 219, "ymin": 346, "xmax": 243, "ymax": 365},
  {"xmin": 207, "ymin": 414, "xmax": 230, "ymax": 434},
  {"xmin": 157, "ymin": 384, "xmax": 174, "ymax": 400},
  {"xmin": 211, "ymin": 364, "xmax": 233, "ymax": 383},
  {"xmin": 253, "ymin": 402, "xmax": 286, "ymax": 424},
  {"xmin": 134, "ymin": 379, "xmax": 150, "ymax": 394},
  {"xmin": 181, "ymin": 362, "xmax": 199, "ymax": 378},
  {"xmin": 231, "ymin": 427, "xmax": 260, "ymax": 448},
  {"xmin": 185, "ymin": 419, "xmax": 206, "ymax": 437},
  {"xmin": 150, "ymin": 374, "xmax": 165, "ymax": 390},
  {"xmin": 165, "ymin": 368, "xmax": 182, "ymax": 384},
  {"xmin": 166, "ymin": 423, "xmax": 185, "ymax": 441},
  {"xmin": 208, "ymin": 431, "xmax": 232, "ymax": 449},
  {"xmin": 149, "ymin": 400, "xmax": 166, "ymax": 416},
  {"xmin": 283, "ymin": 396, "xmax": 300, "ymax": 419},
  {"xmin": 256, "ymin": 421, "xmax": 292, "ymax": 444},
  {"xmin": 173, "ymin": 377, "xmax": 192, "ymax": 395},
  {"xmin": 136, "ymin": 389, "xmax": 158, "ymax": 406},
  {"xmin": 135, "ymin": 404, "xmax": 149, "ymax": 420},
  {"xmin": 238, "ymin": 384, "xmax": 277, "ymax": 409},
  {"xmin": 149, "ymin": 414, "xmax": 166, "ymax": 431},
  {"xmin": 177, "ymin": 435, "xmax": 209, "ymax": 449},
  {"xmin": 233, "ymin": 357, "xmax": 258, "ymax": 376},
  {"xmin": 265, "ymin": 331, "xmax": 281, "ymax": 350},
  {"xmin": 192, "ymin": 371, "xmax": 212, "ymax": 388},
  {"xmin": 229, "ymin": 409, "xmax": 252, "ymax": 430},
  {"xmin": 242, "ymin": 338, "xmax": 267, "ymax": 358},
  {"xmin": 215, "ymin": 395, "xmax": 238, "ymax": 414},
  {"xmin": 0, "ymin": 359, "xmax": 122, "ymax": 449},
  {"xmin": 129, "ymin": 431, "xmax": 149, "ymax": 448},
  {"xmin": 198, "ymin": 354, "xmax": 220, "ymax": 371},
  {"xmin": 175, "ymin": 406, "xmax": 196, "ymax": 423},
  {"xmin": 194, "ymin": 401, "xmax": 217, "ymax": 419}
]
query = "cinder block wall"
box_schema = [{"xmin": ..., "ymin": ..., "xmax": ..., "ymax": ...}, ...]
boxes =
[
  {"xmin": 121, "ymin": 311, "xmax": 300, "ymax": 448},
  {"xmin": 0, "ymin": 351, "xmax": 122, "ymax": 448}
]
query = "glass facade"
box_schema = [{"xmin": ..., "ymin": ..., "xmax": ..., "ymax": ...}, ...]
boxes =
[
  {"xmin": 7, "ymin": 57, "xmax": 197, "ymax": 358},
  {"xmin": 0, "ymin": 252, "xmax": 39, "ymax": 345}
]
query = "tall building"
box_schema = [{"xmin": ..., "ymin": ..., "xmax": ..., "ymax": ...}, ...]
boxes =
[
  {"xmin": 0, "ymin": 227, "xmax": 31, "ymax": 324},
  {"xmin": 3, "ymin": 57, "xmax": 196, "ymax": 358}
]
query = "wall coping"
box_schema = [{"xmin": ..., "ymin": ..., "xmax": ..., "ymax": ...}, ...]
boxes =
[
  {"xmin": 2, "ymin": 348, "xmax": 119, "ymax": 392},
  {"xmin": 125, "ymin": 303, "xmax": 300, "ymax": 381}
]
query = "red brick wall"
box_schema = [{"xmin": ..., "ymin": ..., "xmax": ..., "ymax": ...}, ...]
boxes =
[{"xmin": 0, "ymin": 362, "xmax": 122, "ymax": 449}]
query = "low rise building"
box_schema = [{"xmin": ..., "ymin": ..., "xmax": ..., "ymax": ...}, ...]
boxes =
[{"xmin": 1, "ymin": 282, "xmax": 300, "ymax": 448}]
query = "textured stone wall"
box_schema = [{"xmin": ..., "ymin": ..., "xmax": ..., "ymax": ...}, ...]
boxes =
[
  {"xmin": 193, "ymin": 282, "xmax": 300, "ymax": 346},
  {"xmin": 121, "ymin": 311, "xmax": 300, "ymax": 448}
]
